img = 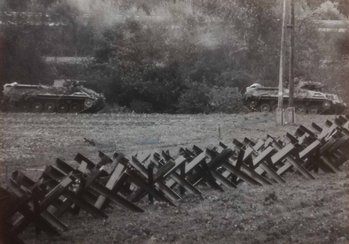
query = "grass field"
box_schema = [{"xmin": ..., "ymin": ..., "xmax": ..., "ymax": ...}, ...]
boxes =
[{"xmin": 0, "ymin": 112, "xmax": 348, "ymax": 243}]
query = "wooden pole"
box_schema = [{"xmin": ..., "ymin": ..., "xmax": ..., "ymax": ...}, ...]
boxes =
[
  {"xmin": 277, "ymin": 0, "xmax": 288, "ymax": 125},
  {"xmin": 288, "ymin": 0, "xmax": 295, "ymax": 107},
  {"xmin": 286, "ymin": 0, "xmax": 296, "ymax": 124}
]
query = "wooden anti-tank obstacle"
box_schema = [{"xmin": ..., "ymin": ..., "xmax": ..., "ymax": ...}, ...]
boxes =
[{"xmin": 1, "ymin": 116, "xmax": 349, "ymax": 243}]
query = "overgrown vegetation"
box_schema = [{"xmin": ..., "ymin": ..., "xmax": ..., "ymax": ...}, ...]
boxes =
[{"xmin": 0, "ymin": 0, "xmax": 348, "ymax": 113}]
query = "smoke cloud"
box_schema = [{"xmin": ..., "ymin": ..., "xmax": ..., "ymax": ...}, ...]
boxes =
[
  {"xmin": 64, "ymin": 0, "xmax": 124, "ymax": 27},
  {"xmin": 62, "ymin": 0, "xmax": 243, "ymax": 50},
  {"xmin": 63, "ymin": 0, "xmax": 176, "ymax": 28}
]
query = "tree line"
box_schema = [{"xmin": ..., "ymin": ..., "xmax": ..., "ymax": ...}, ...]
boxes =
[{"xmin": 0, "ymin": 0, "xmax": 348, "ymax": 113}]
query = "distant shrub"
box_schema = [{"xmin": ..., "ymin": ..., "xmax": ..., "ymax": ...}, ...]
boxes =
[
  {"xmin": 208, "ymin": 86, "xmax": 243, "ymax": 113},
  {"xmin": 176, "ymin": 83, "xmax": 211, "ymax": 114},
  {"xmin": 99, "ymin": 104, "xmax": 131, "ymax": 113},
  {"xmin": 129, "ymin": 100, "xmax": 154, "ymax": 113}
]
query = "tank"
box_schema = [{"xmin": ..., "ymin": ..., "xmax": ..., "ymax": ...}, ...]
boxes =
[
  {"xmin": 1, "ymin": 80, "xmax": 106, "ymax": 113},
  {"xmin": 243, "ymin": 81, "xmax": 347, "ymax": 114}
]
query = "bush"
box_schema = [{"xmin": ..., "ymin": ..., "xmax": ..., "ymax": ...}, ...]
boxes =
[
  {"xmin": 208, "ymin": 86, "xmax": 243, "ymax": 113},
  {"xmin": 129, "ymin": 100, "xmax": 154, "ymax": 113},
  {"xmin": 176, "ymin": 83, "xmax": 211, "ymax": 114}
]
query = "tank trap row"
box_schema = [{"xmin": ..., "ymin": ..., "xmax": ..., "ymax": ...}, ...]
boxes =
[{"xmin": 1, "ymin": 115, "xmax": 349, "ymax": 244}]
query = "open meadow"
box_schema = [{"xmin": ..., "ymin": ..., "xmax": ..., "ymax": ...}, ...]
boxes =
[{"xmin": 0, "ymin": 112, "xmax": 348, "ymax": 243}]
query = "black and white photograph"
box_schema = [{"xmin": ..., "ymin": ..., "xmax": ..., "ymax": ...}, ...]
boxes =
[{"xmin": 0, "ymin": 0, "xmax": 348, "ymax": 243}]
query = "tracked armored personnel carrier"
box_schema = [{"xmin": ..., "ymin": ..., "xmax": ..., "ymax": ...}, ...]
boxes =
[
  {"xmin": 1, "ymin": 80, "xmax": 105, "ymax": 113},
  {"xmin": 244, "ymin": 81, "xmax": 346, "ymax": 114}
]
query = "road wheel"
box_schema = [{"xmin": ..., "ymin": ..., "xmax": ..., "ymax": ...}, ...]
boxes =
[
  {"xmin": 32, "ymin": 102, "xmax": 43, "ymax": 112},
  {"xmin": 84, "ymin": 99, "xmax": 94, "ymax": 108},
  {"xmin": 260, "ymin": 103, "xmax": 271, "ymax": 112},
  {"xmin": 296, "ymin": 105, "xmax": 307, "ymax": 114},
  {"xmin": 247, "ymin": 100, "xmax": 258, "ymax": 111},
  {"xmin": 21, "ymin": 103, "xmax": 31, "ymax": 112},
  {"xmin": 70, "ymin": 103, "xmax": 81, "ymax": 113},
  {"xmin": 308, "ymin": 105, "xmax": 319, "ymax": 114},
  {"xmin": 57, "ymin": 103, "xmax": 68, "ymax": 113},
  {"xmin": 44, "ymin": 103, "xmax": 56, "ymax": 113},
  {"xmin": 322, "ymin": 101, "xmax": 331, "ymax": 113}
]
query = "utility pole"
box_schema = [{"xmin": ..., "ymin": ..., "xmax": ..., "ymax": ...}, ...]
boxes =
[
  {"xmin": 285, "ymin": 0, "xmax": 296, "ymax": 124},
  {"xmin": 276, "ymin": 0, "xmax": 288, "ymax": 125}
]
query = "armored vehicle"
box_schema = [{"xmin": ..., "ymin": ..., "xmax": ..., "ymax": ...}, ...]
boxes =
[
  {"xmin": 1, "ymin": 80, "xmax": 105, "ymax": 113},
  {"xmin": 244, "ymin": 81, "xmax": 346, "ymax": 114}
]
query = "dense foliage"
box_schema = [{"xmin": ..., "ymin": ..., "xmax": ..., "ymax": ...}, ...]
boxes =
[{"xmin": 0, "ymin": 0, "xmax": 348, "ymax": 112}]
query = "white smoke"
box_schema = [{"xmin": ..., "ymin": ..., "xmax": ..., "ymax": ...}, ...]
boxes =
[
  {"xmin": 64, "ymin": 0, "xmax": 124, "ymax": 27},
  {"xmin": 314, "ymin": 1, "xmax": 345, "ymax": 20},
  {"xmin": 63, "ymin": 0, "xmax": 175, "ymax": 28},
  {"xmin": 0, "ymin": 1, "xmax": 5, "ymax": 11},
  {"xmin": 63, "ymin": 0, "xmax": 243, "ymax": 50}
]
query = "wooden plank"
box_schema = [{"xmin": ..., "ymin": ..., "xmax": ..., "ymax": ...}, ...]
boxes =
[
  {"xmin": 185, "ymin": 152, "xmax": 207, "ymax": 173},
  {"xmin": 62, "ymin": 191, "xmax": 107, "ymax": 218},
  {"xmin": 56, "ymin": 159, "xmax": 75, "ymax": 173},
  {"xmin": 74, "ymin": 153, "xmax": 96, "ymax": 169},
  {"xmin": 154, "ymin": 161, "xmax": 175, "ymax": 181},
  {"xmin": 311, "ymin": 122, "xmax": 323, "ymax": 132},
  {"xmin": 271, "ymin": 144, "xmax": 294, "ymax": 164},
  {"xmin": 211, "ymin": 170, "xmax": 237, "ymax": 188},
  {"xmin": 89, "ymin": 181, "xmax": 143, "ymax": 212},
  {"xmin": 258, "ymin": 163, "xmax": 285, "ymax": 184},
  {"xmin": 98, "ymin": 151, "xmax": 113, "ymax": 165},
  {"xmin": 285, "ymin": 156, "xmax": 315, "ymax": 179},
  {"xmin": 40, "ymin": 211, "xmax": 69, "ymax": 231},
  {"xmin": 264, "ymin": 137, "xmax": 274, "ymax": 147},
  {"xmin": 218, "ymin": 143, "xmax": 271, "ymax": 185},
  {"xmin": 299, "ymin": 125, "xmax": 317, "ymax": 138},
  {"xmin": 167, "ymin": 172, "xmax": 202, "ymax": 197},
  {"xmin": 286, "ymin": 132, "xmax": 299, "ymax": 145},
  {"xmin": 126, "ymin": 171, "xmax": 175, "ymax": 206},
  {"xmin": 192, "ymin": 162, "xmax": 224, "ymax": 192},
  {"xmin": 8, "ymin": 175, "xmax": 69, "ymax": 233},
  {"xmin": 222, "ymin": 161, "xmax": 264, "ymax": 186},
  {"xmin": 299, "ymin": 140, "xmax": 320, "ymax": 159},
  {"xmin": 11, "ymin": 204, "xmax": 61, "ymax": 236},
  {"xmin": 252, "ymin": 140, "xmax": 265, "ymax": 151},
  {"xmin": 232, "ymin": 139, "xmax": 244, "ymax": 149},
  {"xmin": 207, "ymin": 149, "xmax": 233, "ymax": 169},
  {"xmin": 129, "ymin": 157, "xmax": 181, "ymax": 203},
  {"xmin": 319, "ymin": 155, "xmax": 338, "ymax": 173},
  {"xmin": 252, "ymin": 147, "xmax": 274, "ymax": 167},
  {"xmin": 163, "ymin": 156, "xmax": 186, "ymax": 177},
  {"xmin": 243, "ymin": 147, "xmax": 254, "ymax": 161},
  {"xmin": 94, "ymin": 163, "xmax": 125, "ymax": 209},
  {"xmin": 276, "ymin": 162, "xmax": 292, "ymax": 176}
]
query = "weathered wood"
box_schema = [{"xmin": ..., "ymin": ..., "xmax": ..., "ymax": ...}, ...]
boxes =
[
  {"xmin": 185, "ymin": 152, "xmax": 207, "ymax": 174},
  {"xmin": 125, "ymin": 170, "xmax": 175, "ymax": 206},
  {"xmin": 6, "ymin": 176, "xmax": 72, "ymax": 237},
  {"xmin": 217, "ymin": 144, "xmax": 269, "ymax": 185},
  {"xmin": 129, "ymin": 156, "xmax": 180, "ymax": 202},
  {"xmin": 94, "ymin": 162, "xmax": 125, "ymax": 209}
]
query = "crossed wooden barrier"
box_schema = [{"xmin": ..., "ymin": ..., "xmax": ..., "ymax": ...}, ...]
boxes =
[{"xmin": 1, "ymin": 115, "xmax": 348, "ymax": 243}]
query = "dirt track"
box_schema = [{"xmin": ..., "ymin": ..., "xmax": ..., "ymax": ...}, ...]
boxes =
[{"xmin": 0, "ymin": 112, "xmax": 348, "ymax": 243}]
